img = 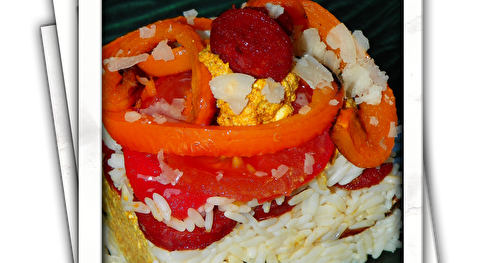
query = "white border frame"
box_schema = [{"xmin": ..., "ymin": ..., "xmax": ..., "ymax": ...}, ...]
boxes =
[
  {"xmin": 403, "ymin": 0, "xmax": 423, "ymax": 262},
  {"xmin": 79, "ymin": 0, "xmax": 102, "ymax": 262},
  {"xmin": 78, "ymin": 0, "xmax": 423, "ymax": 262}
]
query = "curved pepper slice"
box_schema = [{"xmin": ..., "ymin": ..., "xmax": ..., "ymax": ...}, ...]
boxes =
[
  {"xmin": 136, "ymin": 17, "xmax": 213, "ymax": 78},
  {"xmin": 102, "ymin": 19, "xmax": 215, "ymax": 125},
  {"xmin": 103, "ymin": 83, "xmax": 343, "ymax": 156}
]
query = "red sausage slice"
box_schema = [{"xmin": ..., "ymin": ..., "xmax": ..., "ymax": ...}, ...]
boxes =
[
  {"xmin": 336, "ymin": 163, "xmax": 394, "ymax": 190},
  {"xmin": 210, "ymin": 7, "xmax": 294, "ymax": 82},
  {"xmin": 136, "ymin": 207, "xmax": 237, "ymax": 251}
]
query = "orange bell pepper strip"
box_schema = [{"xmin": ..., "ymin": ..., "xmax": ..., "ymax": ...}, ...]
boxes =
[
  {"xmin": 102, "ymin": 19, "xmax": 215, "ymax": 125},
  {"xmin": 297, "ymin": 0, "xmax": 341, "ymax": 39},
  {"xmin": 332, "ymin": 87, "xmax": 398, "ymax": 168},
  {"xmin": 136, "ymin": 17, "xmax": 213, "ymax": 77},
  {"xmin": 136, "ymin": 47, "xmax": 191, "ymax": 77},
  {"xmin": 102, "ymin": 84, "xmax": 343, "ymax": 157}
]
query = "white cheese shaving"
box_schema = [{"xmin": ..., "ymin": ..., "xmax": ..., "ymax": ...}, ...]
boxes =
[
  {"xmin": 261, "ymin": 78, "xmax": 285, "ymax": 103},
  {"xmin": 329, "ymin": 99, "xmax": 339, "ymax": 106},
  {"xmin": 254, "ymin": 171, "xmax": 269, "ymax": 177},
  {"xmin": 196, "ymin": 30, "xmax": 211, "ymax": 40},
  {"xmin": 209, "ymin": 73, "xmax": 255, "ymax": 115},
  {"xmin": 352, "ymin": 30, "xmax": 369, "ymax": 56},
  {"xmin": 297, "ymin": 28, "xmax": 327, "ymax": 59},
  {"xmin": 265, "ymin": 3, "xmax": 284, "ymax": 19},
  {"xmin": 295, "ymin": 92, "xmax": 309, "ymax": 107},
  {"xmin": 304, "ymin": 153, "xmax": 315, "ymax": 175},
  {"xmin": 139, "ymin": 98, "xmax": 186, "ymax": 121},
  {"xmin": 157, "ymin": 149, "xmax": 183, "ymax": 185},
  {"xmin": 296, "ymin": 28, "xmax": 342, "ymax": 76},
  {"xmin": 271, "ymin": 165, "xmax": 289, "ymax": 179},
  {"xmin": 298, "ymin": 105, "xmax": 311, "ymax": 115},
  {"xmin": 183, "ymin": 9, "xmax": 198, "ymax": 25},
  {"xmin": 163, "ymin": 188, "xmax": 181, "ymax": 198},
  {"xmin": 359, "ymin": 58, "xmax": 389, "ymax": 89},
  {"xmin": 342, "ymin": 63, "xmax": 383, "ymax": 105},
  {"xmin": 136, "ymin": 76, "xmax": 149, "ymax": 85},
  {"xmin": 139, "ymin": 25, "xmax": 156, "ymax": 39},
  {"xmin": 388, "ymin": 121, "xmax": 398, "ymax": 138},
  {"xmin": 124, "ymin": 111, "xmax": 142, "ymax": 122},
  {"xmin": 379, "ymin": 137, "xmax": 387, "ymax": 150},
  {"xmin": 370, "ymin": 116, "xmax": 379, "ymax": 126},
  {"xmin": 216, "ymin": 172, "xmax": 224, "ymax": 182},
  {"xmin": 152, "ymin": 40, "xmax": 175, "ymax": 62},
  {"xmin": 292, "ymin": 54, "xmax": 333, "ymax": 90},
  {"xmin": 326, "ymin": 23, "xmax": 356, "ymax": 65},
  {"xmin": 104, "ymin": 53, "xmax": 149, "ymax": 72}
]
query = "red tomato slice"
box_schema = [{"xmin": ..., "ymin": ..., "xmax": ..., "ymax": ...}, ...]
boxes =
[
  {"xmin": 141, "ymin": 71, "xmax": 192, "ymax": 109},
  {"xmin": 123, "ymin": 128, "xmax": 334, "ymax": 219},
  {"xmin": 137, "ymin": 71, "xmax": 199, "ymax": 124},
  {"xmin": 123, "ymin": 149, "xmax": 212, "ymax": 220}
]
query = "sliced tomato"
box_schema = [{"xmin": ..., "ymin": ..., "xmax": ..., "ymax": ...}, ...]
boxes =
[
  {"xmin": 136, "ymin": 71, "xmax": 196, "ymax": 123},
  {"xmin": 140, "ymin": 71, "xmax": 192, "ymax": 109},
  {"xmin": 123, "ymin": 128, "xmax": 334, "ymax": 219},
  {"xmin": 123, "ymin": 149, "xmax": 212, "ymax": 219}
]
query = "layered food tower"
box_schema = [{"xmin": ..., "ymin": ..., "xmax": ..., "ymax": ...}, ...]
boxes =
[{"xmin": 102, "ymin": 0, "xmax": 402, "ymax": 262}]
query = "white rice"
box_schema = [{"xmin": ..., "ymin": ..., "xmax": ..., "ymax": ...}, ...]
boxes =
[{"xmin": 104, "ymin": 131, "xmax": 402, "ymax": 263}]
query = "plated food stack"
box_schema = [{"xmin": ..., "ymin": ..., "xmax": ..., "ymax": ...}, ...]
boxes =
[{"xmin": 102, "ymin": 0, "xmax": 402, "ymax": 262}]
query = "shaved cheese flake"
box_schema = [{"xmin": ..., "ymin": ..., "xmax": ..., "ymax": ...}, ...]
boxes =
[
  {"xmin": 359, "ymin": 58, "xmax": 388, "ymax": 88},
  {"xmin": 255, "ymin": 171, "xmax": 269, "ymax": 177},
  {"xmin": 298, "ymin": 105, "xmax": 311, "ymax": 115},
  {"xmin": 326, "ymin": 23, "xmax": 356, "ymax": 65},
  {"xmin": 304, "ymin": 153, "xmax": 315, "ymax": 175},
  {"xmin": 216, "ymin": 171, "xmax": 224, "ymax": 181},
  {"xmin": 370, "ymin": 116, "xmax": 379, "ymax": 126},
  {"xmin": 124, "ymin": 111, "xmax": 142, "ymax": 122},
  {"xmin": 295, "ymin": 92, "xmax": 309, "ymax": 107},
  {"xmin": 139, "ymin": 24, "xmax": 156, "ymax": 38},
  {"xmin": 388, "ymin": 121, "xmax": 398, "ymax": 138},
  {"xmin": 292, "ymin": 54, "xmax": 333, "ymax": 90},
  {"xmin": 209, "ymin": 73, "xmax": 255, "ymax": 115},
  {"xmin": 196, "ymin": 29, "xmax": 210, "ymax": 40},
  {"xmin": 163, "ymin": 188, "xmax": 181, "ymax": 198},
  {"xmin": 342, "ymin": 63, "xmax": 383, "ymax": 105},
  {"xmin": 321, "ymin": 50, "xmax": 342, "ymax": 76},
  {"xmin": 329, "ymin": 99, "xmax": 339, "ymax": 106},
  {"xmin": 105, "ymin": 54, "xmax": 149, "ymax": 72},
  {"xmin": 297, "ymin": 28, "xmax": 327, "ymax": 60},
  {"xmin": 152, "ymin": 40, "xmax": 175, "ymax": 62},
  {"xmin": 271, "ymin": 165, "xmax": 289, "ymax": 179},
  {"xmin": 183, "ymin": 9, "xmax": 198, "ymax": 25},
  {"xmin": 139, "ymin": 98, "xmax": 186, "ymax": 121},
  {"xmin": 261, "ymin": 78, "xmax": 285, "ymax": 103},
  {"xmin": 352, "ymin": 30, "xmax": 370, "ymax": 57},
  {"xmin": 265, "ymin": 3, "xmax": 284, "ymax": 19},
  {"xmin": 157, "ymin": 149, "xmax": 183, "ymax": 185},
  {"xmin": 379, "ymin": 137, "xmax": 387, "ymax": 150}
]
